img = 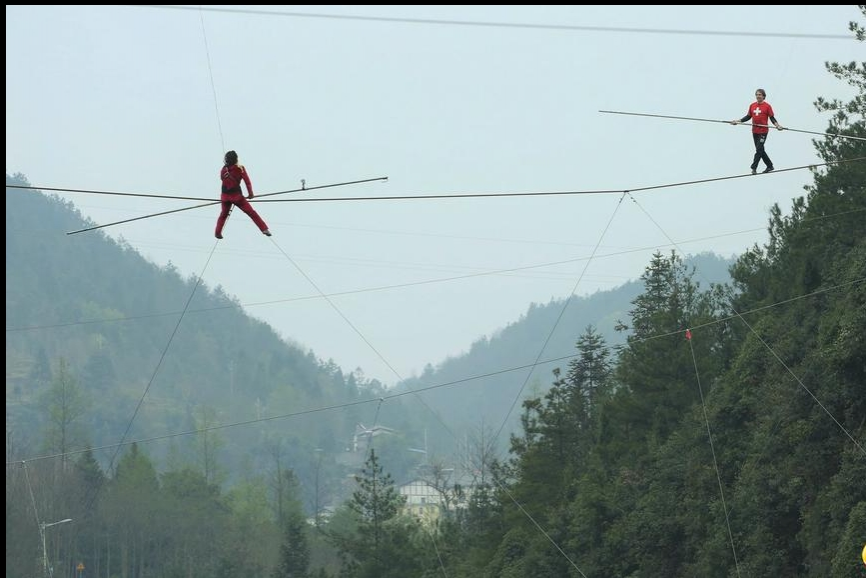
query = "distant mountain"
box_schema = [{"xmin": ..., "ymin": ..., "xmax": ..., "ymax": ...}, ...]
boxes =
[
  {"xmin": 388, "ymin": 252, "xmax": 735, "ymax": 455},
  {"xmin": 4, "ymin": 172, "xmax": 735, "ymax": 475},
  {"xmin": 5, "ymin": 174, "xmax": 379, "ymax": 485}
]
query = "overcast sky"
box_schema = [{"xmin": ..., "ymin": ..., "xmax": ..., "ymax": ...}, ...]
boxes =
[{"xmin": 6, "ymin": 5, "xmax": 862, "ymax": 385}]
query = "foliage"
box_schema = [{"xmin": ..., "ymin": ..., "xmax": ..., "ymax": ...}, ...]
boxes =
[{"xmin": 5, "ymin": 8, "xmax": 865, "ymax": 578}]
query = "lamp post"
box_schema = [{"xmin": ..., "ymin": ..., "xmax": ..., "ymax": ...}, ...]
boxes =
[{"xmin": 40, "ymin": 518, "xmax": 72, "ymax": 578}]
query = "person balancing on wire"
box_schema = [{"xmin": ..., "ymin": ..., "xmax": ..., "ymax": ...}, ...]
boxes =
[
  {"xmin": 214, "ymin": 150, "xmax": 272, "ymax": 239},
  {"xmin": 730, "ymin": 88, "xmax": 784, "ymax": 175}
]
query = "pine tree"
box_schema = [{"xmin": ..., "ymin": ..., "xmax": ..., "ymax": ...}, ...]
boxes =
[
  {"xmin": 705, "ymin": 10, "xmax": 865, "ymax": 576},
  {"xmin": 565, "ymin": 325, "xmax": 613, "ymax": 442},
  {"xmin": 39, "ymin": 358, "xmax": 88, "ymax": 469},
  {"xmin": 613, "ymin": 251, "xmax": 708, "ymax": 446},
  {"xmin": 331, "ymin": 448, "xmax": 427, "ymax": 578},
  {"xmin": 104, "ymin": 443, "xmax": 161, "ymax": 578},
  {"xmin": 346, "ymin": 448, "xmax": 402, "ymax": 576},
  {"xmin": 272, "ymin": 512, "xmax": 311, "ymax": 578}
]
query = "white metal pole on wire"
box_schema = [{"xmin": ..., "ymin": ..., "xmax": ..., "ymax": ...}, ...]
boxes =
[{"xmin": 598, "ymin": 109, "xmax": 866, "ymax": 141}]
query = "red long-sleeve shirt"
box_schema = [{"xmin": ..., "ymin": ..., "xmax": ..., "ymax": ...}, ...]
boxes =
[{"xmin": 221, "ymin": 164, "xmax": 254, "ymax": 196}]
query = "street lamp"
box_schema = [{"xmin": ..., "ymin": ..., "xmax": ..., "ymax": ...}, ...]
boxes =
[{"xmin": 40, "ymin": 518, "xmax": 72, "ymax": 578}]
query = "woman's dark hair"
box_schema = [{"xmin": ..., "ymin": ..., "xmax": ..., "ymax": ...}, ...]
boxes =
[{"xmin": 224, "ymin": 150, "xmax": 238, "ymax": 165}]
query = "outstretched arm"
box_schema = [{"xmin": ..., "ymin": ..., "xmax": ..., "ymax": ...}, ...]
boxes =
[{"xmin": 239, "ymin": 166, "xmax": 255, "ymax": 198}]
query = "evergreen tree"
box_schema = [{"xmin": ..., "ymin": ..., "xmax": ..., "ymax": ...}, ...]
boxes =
[
  {"xmin": 702, "ymin": 10, "xmax": 865, "ymax": 576},
  {"xmin": 104, "ymin": 443, "xmax": 161, "ymax": 577},
  {"xmin": 273, "ymin": 512, "xmax": 311, "ymax": 578},
  {"xmin": 507, "ymin": 327, "xmax": 613, "ymax": 515},
  {"xmin": 160, "ymin": 467, "xmax": 228, "ymax": 577},
  {"xmin": 609, "ymin": 252, "xmax": 703, "ymax": 452},
  {"xmin": 39, "ymin": 358, "xmax": 89, "ymax": 469},
  {"xmin": 330, "ymin": 448, "xmax": 426, "ymax": 578},
  {"xmin": 563, "ymin": 325, "xmax": 613, "ymax": 451},
  {"xmin": 69, "ymin": 449, "xmax": 106, "ymax": 577}
]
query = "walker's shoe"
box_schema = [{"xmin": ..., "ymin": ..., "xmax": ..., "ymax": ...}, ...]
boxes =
[
  {"xmin": 762, "ymin": 166, "xmax": 774, "ymax": 174},
  {"xmin": 263, "ymin": 230, "xmax": 272, "ymax": 237},
  {"xmin": 215, "ymin": 233, "xmax": 223, "ymax": 239},
  {"xmin": 751, "ymin": 169, "xmax": 757, "ymax": 175}
]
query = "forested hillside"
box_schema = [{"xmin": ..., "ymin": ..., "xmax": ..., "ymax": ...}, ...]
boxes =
[
  {"xmin": 4, "ymin": 177, "xmax": 394, "ymax": 499},
  {"xmin": 392, "ymin": 251, "xmax": 733, "ymax": 456},
  {"xmin": 429, "ymin": 20, "xmax": 864, "ymax": 578},
  {"xmin": 6, "ymin": 8, "xmax": 865, "ymax": 578},
  {"xmin": 4, "ymin": 175, "xmax": 735, "ymax": 577}
]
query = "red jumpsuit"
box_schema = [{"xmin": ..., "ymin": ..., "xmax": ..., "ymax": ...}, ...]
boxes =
[{"xmin": 214, "ymin": 163, "xmax": 269, "ymax": 238}]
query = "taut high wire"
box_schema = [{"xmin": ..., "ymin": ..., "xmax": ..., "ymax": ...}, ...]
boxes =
[{"xmin": 62, "ymin": 176, "xmax": 388, "ymax": 235}]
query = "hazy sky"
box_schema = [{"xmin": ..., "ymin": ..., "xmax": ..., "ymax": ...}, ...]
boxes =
[{"xmin": 6, "ymin": 5, "xmax": 862, "ymax": 385}]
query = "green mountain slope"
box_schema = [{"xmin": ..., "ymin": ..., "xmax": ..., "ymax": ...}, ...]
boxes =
[{"xmin": 6, "ymin": 175, "xmax": 377, "ymax": 477}]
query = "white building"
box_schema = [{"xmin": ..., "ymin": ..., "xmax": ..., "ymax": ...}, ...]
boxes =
[
  {"xmin": 399, "ymin": 478, "xmax": 445, "ymax": 525},
  {"xmin": 352, "ymin": 423, "xmax": 396, "ymax": 452}
]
